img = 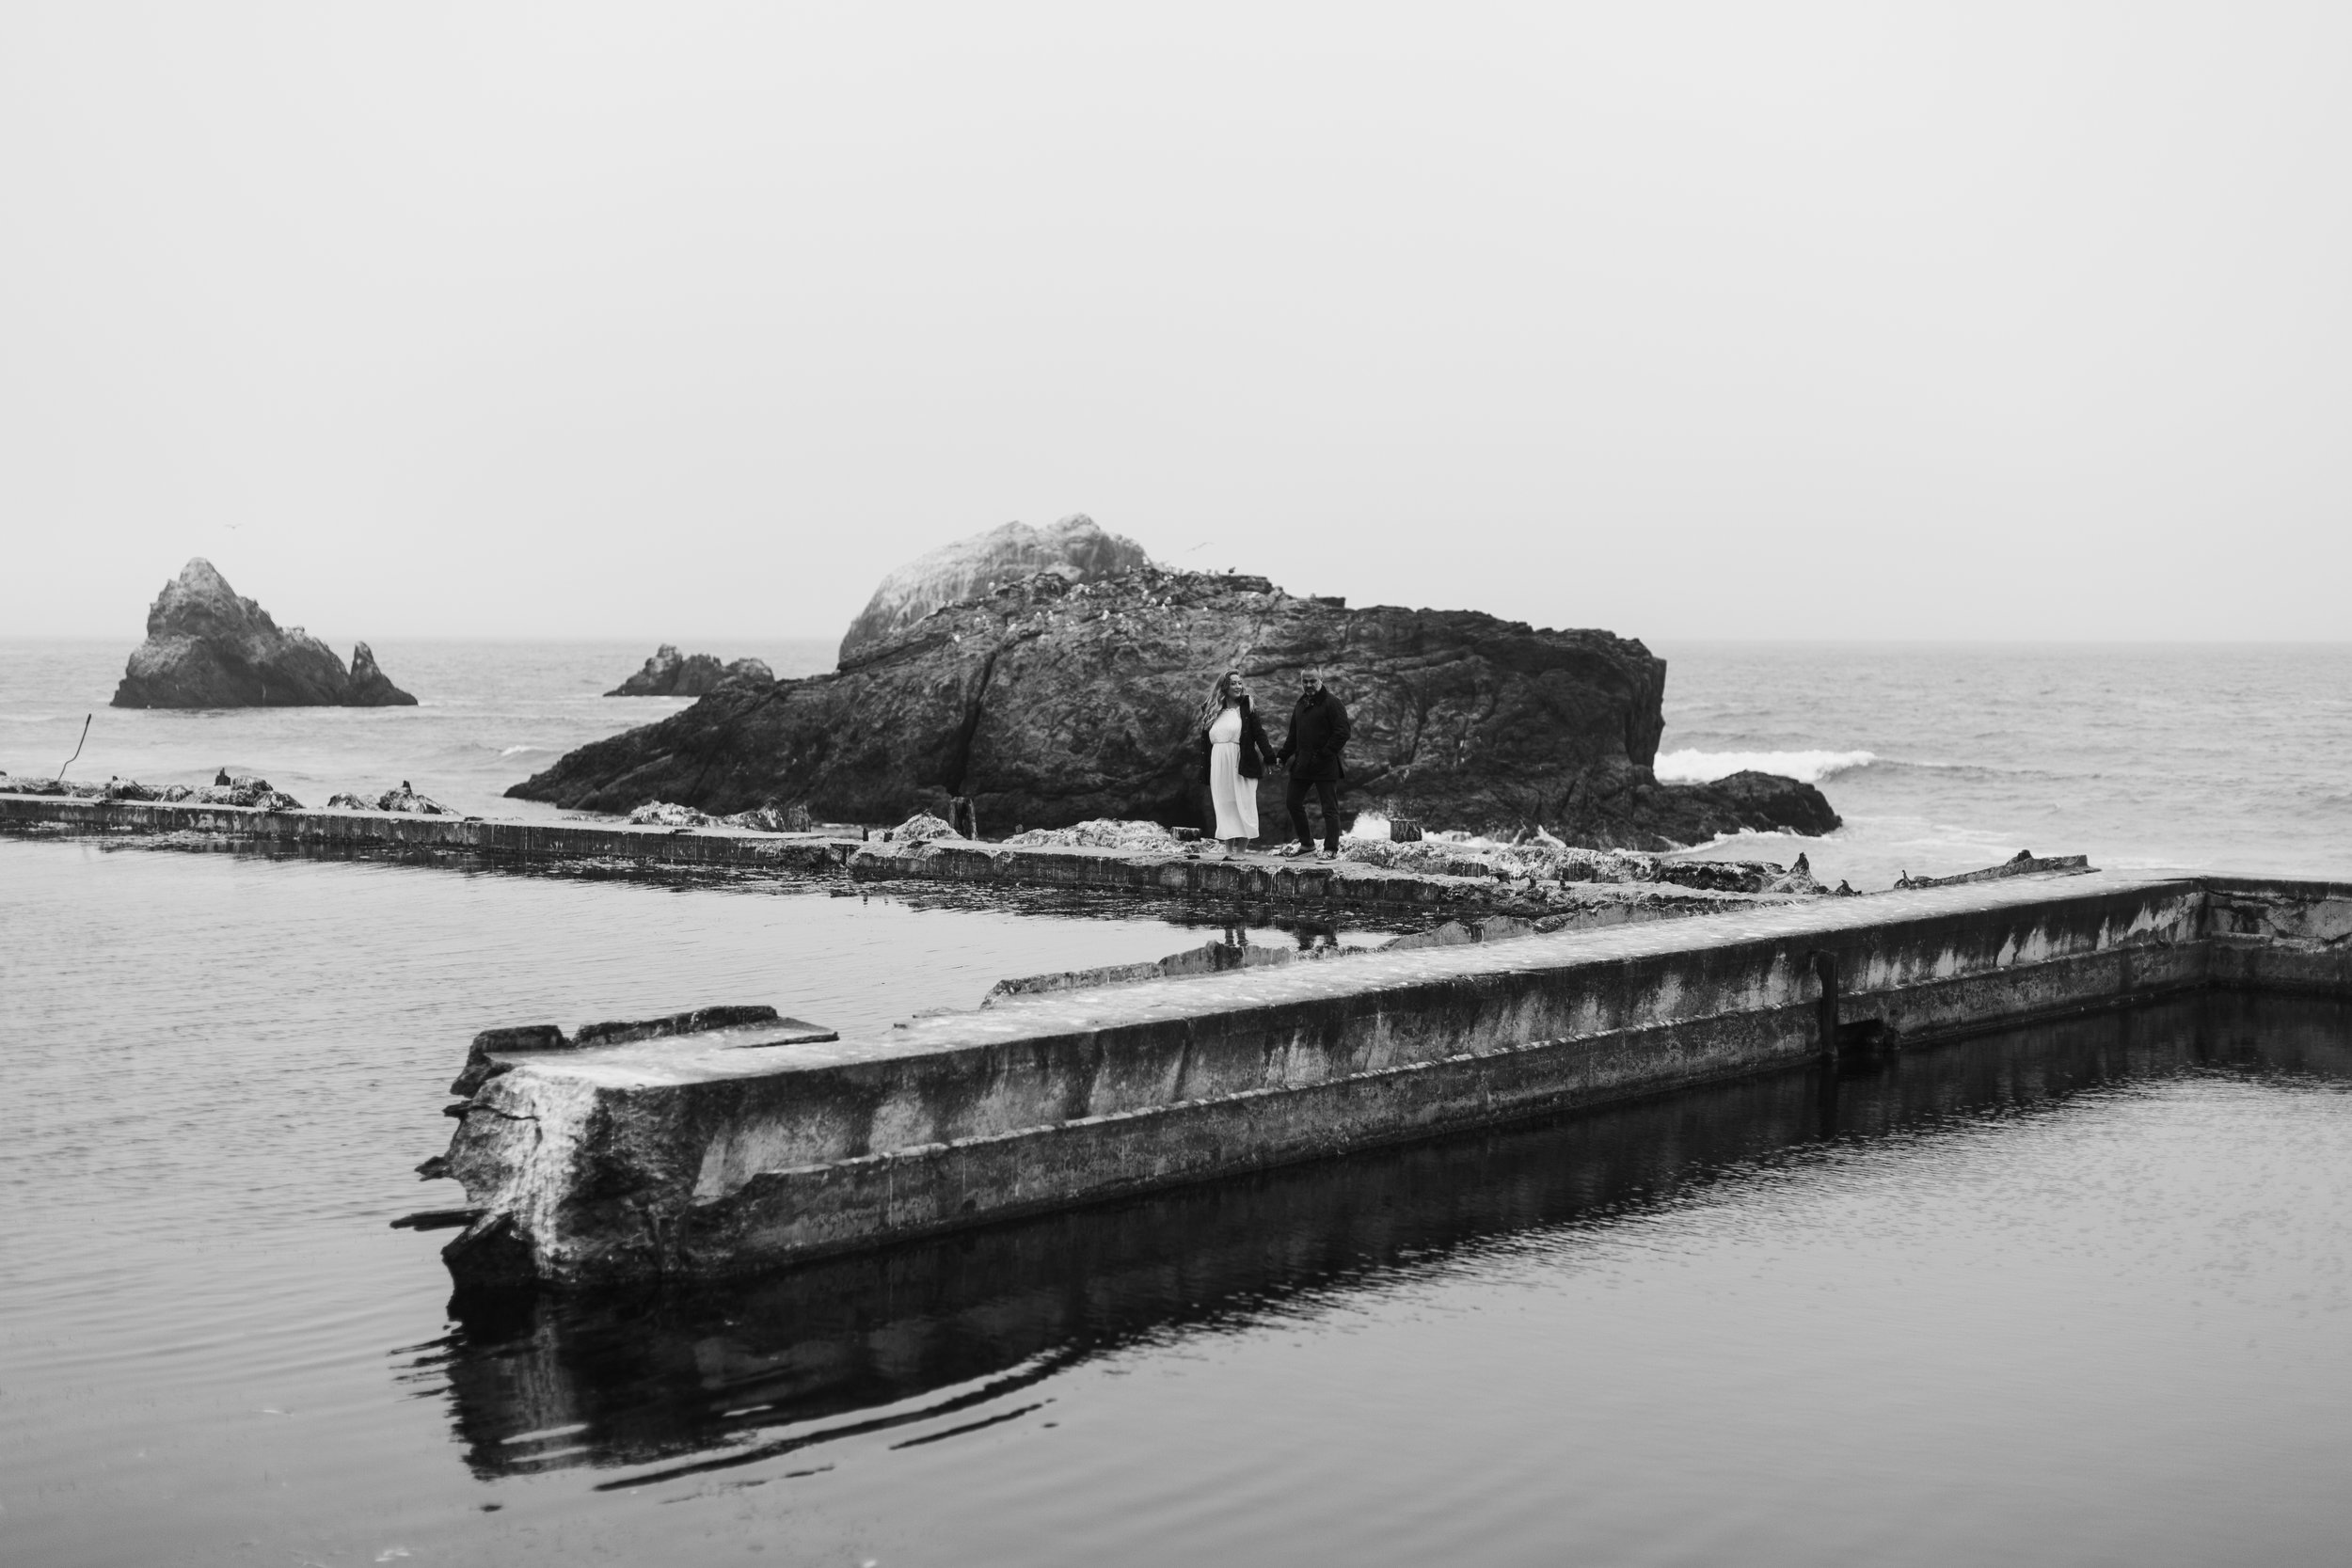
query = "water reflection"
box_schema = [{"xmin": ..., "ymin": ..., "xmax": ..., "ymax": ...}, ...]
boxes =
[
  {"xmin": 50, "ymin": 830, "xmax": 1416, "ymax": 940},
  {"xmin": 421, "ymin": 991, "xmax": 2352, "ymax": 1486}
]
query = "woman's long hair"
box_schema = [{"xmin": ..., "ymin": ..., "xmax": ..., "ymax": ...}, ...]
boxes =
[{"xmin": 1198, "ymin": 671, "xmax": 1248, "ymax": 734}]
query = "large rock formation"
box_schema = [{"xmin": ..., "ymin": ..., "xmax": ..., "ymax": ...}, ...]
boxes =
[
  {"xmin": 837, "ymin": 514, "xmax": 1152, "ymax": 664},
  {"xmin": 110, "ymin": 560, "xmax": 417, "ymax": 708},
  {"xmin": 606, "ymin": 644, "xmax": 775, "ymax": 697},
  {"xmin": 510, "ymin": 564, "xmax": 1837, "ymax": 850}
]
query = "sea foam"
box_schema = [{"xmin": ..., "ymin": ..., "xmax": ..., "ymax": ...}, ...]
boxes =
[{"xmin": 1653, "ymin": 748, "xmax": 1876, "ymax": 785}]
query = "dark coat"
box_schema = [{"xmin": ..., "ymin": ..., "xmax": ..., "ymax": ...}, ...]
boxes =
[
  {"xmin": 1198, "ymin": 699, "xmax": 1278, "ymax": 784},
  {"xmin": 1277, "ymin": 689, "xmax": 1352, "ymax": 783}
]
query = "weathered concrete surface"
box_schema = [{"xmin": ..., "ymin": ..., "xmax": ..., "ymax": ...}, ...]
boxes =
[
  {"xmin": 443, "ymin": 990, "xmax": 2349, "ymax": 1477},
  {"xmin": 0, "ymin": 791, "xmax": 1802, "ymax": 922},
  {"xmin": 0, "ymin": 791, "xmax": 846, "ymax": 872},
  {"xmin": 844, "ymin": 834, "xmax": 1778, "ymax": 922},
  {"xmin": 2203, "ymin": 876, "xmax": 2352, "ymax": 996},
  {"xmin": 424, "ymin": 868, "xmax": 2346, "ymax": 1287}
]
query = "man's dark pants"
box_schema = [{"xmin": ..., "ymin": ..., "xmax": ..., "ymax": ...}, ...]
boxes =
[{"xmin": 1285, "ymin": 773, "xmax": 1341, "ymax": 851}]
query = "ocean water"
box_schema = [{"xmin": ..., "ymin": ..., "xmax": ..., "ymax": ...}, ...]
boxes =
[
  {"xmin": 5, "ymin": 638, "xmax": 2344, "ymax": 883},
  {"xmin": 4, "ymin": 638, "xmax": 2350, "ymax": 1564},
  {"xmin": 3, "ymin": 840, "xmax": 2349, "ymax": 1566},
  {"xmin": 1654, "ymin": 641, "xmax": 2352, "ymax": 889},
  {"xmin": 0, "ymin": 638, "xmax": 839, "ymax": 821}
]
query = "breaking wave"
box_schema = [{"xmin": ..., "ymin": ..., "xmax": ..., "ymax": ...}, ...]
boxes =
[{"xmin": 1653, "ymin": 748, "xmax": 1877, "ymax": 785}]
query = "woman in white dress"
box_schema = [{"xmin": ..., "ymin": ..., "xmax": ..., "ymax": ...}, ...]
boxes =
[{"xmin": 1197, "ymin": 669, "xmax": 1278, "ymax": 860}]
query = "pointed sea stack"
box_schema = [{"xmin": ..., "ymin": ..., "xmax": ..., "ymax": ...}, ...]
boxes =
[
  {"xmin": 346, "ymin": 641, "xmax": 419, "ymax": 706},
  {"xmin": 110, "ymin": 559, "xmax": 417, "ymax": 708}
]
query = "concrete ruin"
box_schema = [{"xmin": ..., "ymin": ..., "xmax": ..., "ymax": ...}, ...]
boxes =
[
  {"xmin": 0, "ymin": 791, "xmax": 1804, "ymax": 922},
  {"xmin": 437, "ymin": 989, "xmax": 2349, "ymax": 1478},
  {"xmin": 422, "ymin": 867, "xmax": 2350, "ymax": 1287}
]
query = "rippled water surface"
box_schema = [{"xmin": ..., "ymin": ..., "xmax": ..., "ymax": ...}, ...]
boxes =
[
  {"xmin": 1657, "ymin": 641, "xmax": 2352, "ymax": 889},
  {"xmin": 7, "ymin": 640, "xmax": 2347, "ymax": 888},
  {"xmin": 0, "ymin": 638, "xmax": 837, "ymax": 819},
  {"xmin": 6, "ymin": 838, "xmax": 2351, "ymax": 1565}
]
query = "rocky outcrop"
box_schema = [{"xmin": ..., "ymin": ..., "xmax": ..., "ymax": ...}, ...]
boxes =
[
  {"xmin": 628, "ymin": 800, "xmax": 711, "ymax": 827},
  {"xmin": 345, "ymin": 642, "xmax": 417, "ymax": 706},
  {"xmin": 606, "ymin": 645, "xmax": 774, "ymax": 697},
  {"xmin": 511, "ymin": 564, "xmax": 1839, "ymax": 850},
  {"xmin": 327, "ymin": 782, "xmax": 449, "ymax": 815},
  {"xmin": 622, "ymin": 799, "xmax": 815, "ymax": 832},
  {"xmin": 110, "ymin": 560, "xmax": 418, "ymax": 708},
  {"xmin": 838, "ymin": 514, "xmax": 1152, "ymax": 664}
]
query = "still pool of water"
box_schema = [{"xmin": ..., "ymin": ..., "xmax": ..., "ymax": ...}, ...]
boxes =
[{"xmin": 4, "ymin": 838, "xmax": 2350, "ymax": 1565}]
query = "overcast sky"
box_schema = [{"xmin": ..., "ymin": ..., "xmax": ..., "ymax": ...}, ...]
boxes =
[{"xmin": 4, "ymin": 2, "xmax": 2345, "ymax": 647}]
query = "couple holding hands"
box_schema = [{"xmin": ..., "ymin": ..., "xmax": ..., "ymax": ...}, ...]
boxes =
[{"xmin": 1195, "ymin": 667, "xmax": 1351, "ymax": 861}]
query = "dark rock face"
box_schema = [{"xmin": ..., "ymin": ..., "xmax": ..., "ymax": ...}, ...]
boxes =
[
  {"xmin": 606, "ymin": 645, "xmax": 775, "ymax": 697},
  {"xmin": 837, "ymin": 514, "xmax": 1152, "ymax": 664},
  {"xmin": 346, "ymin": 642, "xmax": 418, "ymax": 706},
  {"xmin": 109, "ymin": 560, "xmax": 417, "ymax": 708},
  {"xmin": 511, "ymin": 566, "xmax": 1840, "ymax": 849}
]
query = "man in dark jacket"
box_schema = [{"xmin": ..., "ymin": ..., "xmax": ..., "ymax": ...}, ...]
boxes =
[{"xmin": 1276, "ymin": 670, "xmax": 1351, "ymax": 859}]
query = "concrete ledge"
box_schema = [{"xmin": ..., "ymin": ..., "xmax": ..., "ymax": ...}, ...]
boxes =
[
  {"xmin": 0, "ymin": 792, "xmax": 845, "ymax": 870},
  {"xmin": 0, "ymin": 790, "xmax": 1801, "ymax": 918},
  {"xmin": 2202, "ymin": 875, "xmax": 2352, "ymax": 995},
  {"xmin": 849, "ymin": 838, "xmax": 1495, "ymax": 908},
  {"xmin": 445, "ymin": 991, "xmax": 2352, "ymax": 1475},
  {"xmin": 428, "ymin": 869, "xmax": 2327, "ymax": 1285}
]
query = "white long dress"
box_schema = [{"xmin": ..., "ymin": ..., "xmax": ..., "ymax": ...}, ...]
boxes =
[{"xmin": 1208, "ymin": 705, "xmax": 1258, "ymax": 841}]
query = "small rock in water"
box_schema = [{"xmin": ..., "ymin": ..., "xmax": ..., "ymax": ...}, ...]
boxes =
[
  {"xmin": 607, "ymin": 645, "xmax": 774, "ymax": 697},
  {"xmin": 344, "ymin": 641, "xmax": 418, "ymax": 706}
]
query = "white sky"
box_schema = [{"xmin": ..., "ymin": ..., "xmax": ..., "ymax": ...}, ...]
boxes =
[{"xmin": 3, "ymin": 2, "xmax": 2346, "ymax": 645}]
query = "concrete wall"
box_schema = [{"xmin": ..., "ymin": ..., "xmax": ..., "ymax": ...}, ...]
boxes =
[
  {"xmin": 2, "ymin": 792, "xmax": 1542, "ymax": 914},
  {"xmin": 440, "ymin": 870, "xmax": 2247, "ymax": 1285},
  {"xmin": 452, "ymin": 990, "xmax": 2340, "ymax": 1473},
  {"xmin": 2203, "ymin": 876, "xmax": 2352, "ymax": 996},
  {"xmin": 6, "ymin": 789, "xmax": 1804, "ymax": 920},
  {"xmin": 0, "ymin": 792, "xmax": 841, "ymax": 870}
]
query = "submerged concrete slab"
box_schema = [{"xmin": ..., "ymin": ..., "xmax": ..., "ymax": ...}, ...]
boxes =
[
  {"xmin": 427, "ymin": 868, "xmax": 2349, "ymax": 1287},
  {"xmin": 0, "ymin": 790, "xmax": 845, "ymax": 870},
  {"xmin": 0, "ymin": 789, "xmax": 1808, "ymax": 921}
]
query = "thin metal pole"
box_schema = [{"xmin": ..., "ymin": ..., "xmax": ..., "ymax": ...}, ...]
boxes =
[{"xmin": 56, "ymin": 713, "xmax": 90, "ymax": 780}]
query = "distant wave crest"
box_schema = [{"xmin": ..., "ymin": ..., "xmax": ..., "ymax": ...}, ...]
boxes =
[{"xmin": 1653, "ymin": 748, "xmax": 1877, "ymax": 785}]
